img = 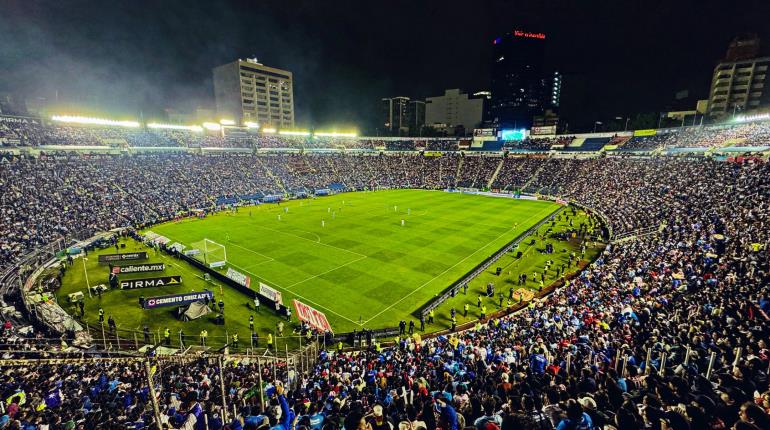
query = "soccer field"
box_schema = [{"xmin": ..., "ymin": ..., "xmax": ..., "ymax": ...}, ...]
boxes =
[{"xmin": 147, "ymin": 189, "xmax": 559, "ymax": 332}]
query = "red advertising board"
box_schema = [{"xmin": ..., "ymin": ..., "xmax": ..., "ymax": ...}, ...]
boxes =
[{"xmin": 293, "ymin": 299, "xmax": 333, "ymax": 333}]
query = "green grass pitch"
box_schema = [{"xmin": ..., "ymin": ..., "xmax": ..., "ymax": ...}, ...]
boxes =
[{"xmin": 57, "ymin": 189, "xmax": 598, "ymax": 350}]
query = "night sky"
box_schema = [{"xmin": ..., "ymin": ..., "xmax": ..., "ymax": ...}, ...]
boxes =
[{"xmin": 1, "ymin": 0, "xmax": 768, "ymax": 132}]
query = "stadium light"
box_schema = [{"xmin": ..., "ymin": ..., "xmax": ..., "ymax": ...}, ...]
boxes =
[
  {"xmin": 51, "ymin": 115, "xmax": 140, "ymax": 128},
  {"xmin": 147, "ymin": 123, "xmax": 203, "ymax": 132},
  {"xmin": 262, "ymin": 128, "xmax": 277, "ymax": 134},
  {"xmin": 279, "ymin": 130, "xmax": 311, "ymax": 136},
  {"xmin": 734, "ymin": 113, "xmax": 770, "ymax": 123},
  {"xmin": 219, "ymin": 119, "xmax": 235, "ymax": 126},
  {"xmin": 313, "ymin": 132, "xmax": 358, "ymax": 138},
  {"xmin": 244, "ymin": 122, "xmax": 260, "ymax": 129},
  {"xmin": 202, "ymin": 122, "xmax": 222, "ymax": 131}
]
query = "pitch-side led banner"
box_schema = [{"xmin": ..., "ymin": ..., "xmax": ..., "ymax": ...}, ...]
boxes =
[
  {"xmin": 98, "ymin": 252, "xmax": 148, "ymax": 263},
  {"xmin": 259, "ymin": 282, "xmax": 283, "ymax": 305},
  {"xmin": 226, "ymin": 267, "xmax": 251, "ymax": 288},
  {"xmin": 293, "ymin": 299, "xmax": 333, "ymax": 333},
  {"xmin": 143, "ymin": 291, "xmax": 213, "ymax": 309}
]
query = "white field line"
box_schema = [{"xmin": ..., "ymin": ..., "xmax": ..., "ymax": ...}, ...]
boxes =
[
  {"xmin": 284, "ymin": 255, "xmax": 368, "ymax": 290},
  {"xmin": 160, "ymin": 232, "xmax": 364, "ymax": 326},
  {"xmin": 361, "ymin": 205, "xmax": 557, "ymax": 325},
  {"xmin": 226, "ymin": 261, "xmax": 363, "ymax": 326},
  {"xmin": 250, "ymin": 224, "xmax": 367, "ymax": 258},
  {"xmin": 227, "ymin": 241, "xmax": 275, "ymax": 263}
]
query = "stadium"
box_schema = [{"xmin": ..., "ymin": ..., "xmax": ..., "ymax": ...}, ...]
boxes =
[{"xmin": 1, "ymin": 4, "xmax": 770, "ymax": 430}]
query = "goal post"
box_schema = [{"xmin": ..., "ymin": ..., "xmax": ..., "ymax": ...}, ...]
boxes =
[{"xmin": 190, "ymin": 238, "xmax": 227, "ymax": 268}]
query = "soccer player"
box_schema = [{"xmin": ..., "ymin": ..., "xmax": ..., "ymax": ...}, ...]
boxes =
[
  {"xmin": 401, "ymin": 219, "xmax": 405, "ymax": 226},
  {"xmin": 254, "ymin": 296, "xmax": 260, "ymax": 312}
]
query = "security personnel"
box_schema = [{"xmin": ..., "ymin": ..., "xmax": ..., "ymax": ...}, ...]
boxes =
[
  {"xmin": 143, "ymin": 326, "xmax": 150, "ymax": 343},
  {"xmin": 408, "ymin": 320, "xmax": 415, "ymax": 335},
  {"xmin": 232, "ymin": 333, "xmax": 239, "ymax": 349},
  {"xmin": 164, "ymin": 327, "xmax": 171, "ymax": 346},
  {"xmin": 464, "ymin": 303, "xmax": 469, "ymax": 317},
  {"xmin": 419, "ymin": 315, "xmax": 425, "ymax": 331},
  {"xmin": 481, "ymin": 305, "xmax": 487, "ymax": 320},
  {"xmin": 218, "ymin": 299, "xmax": 225, "ymax": 313},
  {"xmin": 98, "ymin": 308, "xmax": 105, "ymax": 323},
  {"xmin": 200, "ymin": 329, "xmax": 208, "ymax": 346},
  {"xmin": 451, "ymin": 315, "xmax": 457, "ymax": 332},
  {"xmin": 252, "ymin": 331, "xmax": 259, "ymax": 348},
  {"xmin": 337, "ymin": 340, "xmax": 343, "ymax": 353},
  {"xmin": 107, "ymin": 315, "xmax": 116, "ymax": 333},
  {"xmin": 477, "ymin": 295, "xmax": 482, "ymax": 307},
  {"xmin": 249, "ymin": 315, "xmax": 254, "ymax": 332},
  {"xmin": 266, "ymin": 333, "xmax": 273, "ymax": 350},
  {"xmin": 428, "ymin": 309, "xmax": 434, "ymax": 324}
]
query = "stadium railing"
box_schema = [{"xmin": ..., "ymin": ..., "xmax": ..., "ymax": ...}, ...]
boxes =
[{"xmin": 417, "ymin": 201, "xmax": 567, "ymax": 318}]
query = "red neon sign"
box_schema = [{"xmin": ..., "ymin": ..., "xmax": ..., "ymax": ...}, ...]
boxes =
[{"xmin": 513, "ymin": 30, "xmax": 546, "ymax": 40}]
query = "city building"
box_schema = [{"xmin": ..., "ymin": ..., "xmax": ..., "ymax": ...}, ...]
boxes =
[
  {"xmin": 408, "ymin": 100, "xmax": 425, "ymax": 135},
  {"xmin": 425, "ymin": 89, "xmax": 484, "ymax": 135},
  {"xmin": 382, "ymin": 96, "xmax": 410, "ymax": 135},
  {"xmin": 708, "ymin": 35, "xmax": 770, "ymax": 118},
  {"xmin": 213, "ymin": 58, "xmax": 294, "ymax": 128},
  {"xmin": 490, "ymin": 29, "xmax": 560, "ymax": 128}
]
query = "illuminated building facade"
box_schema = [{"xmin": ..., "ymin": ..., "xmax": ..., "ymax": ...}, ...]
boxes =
[
  {"xmin": 213, "ymin": 58, "xmax": 295, "ymax": 128},
  {"xmin": 708, "ymin": 35, "xmax": 770, "ymax": 117},
  {"xmin": 490, "ymin": 29, "xmax": 560, "ymax": 128}
]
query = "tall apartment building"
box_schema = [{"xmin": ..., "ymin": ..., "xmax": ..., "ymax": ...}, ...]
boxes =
[
  {"xmin": 708, "ymin": 35, "xmax": 770, "ymax": 117},
  {"xmin": 425, "ymin": 89, "xmax": 484, "ymax": 133},
  {"xmin": 382, "ymin": 96, "xmax": 410, "ymax": 135},
  {"xmin": 213, "ymin": 58, "xmax": 294, "ymax": 128},
  {"xmin": 490, "ymin": 29, "xmax": 560, "ymax": 128}
]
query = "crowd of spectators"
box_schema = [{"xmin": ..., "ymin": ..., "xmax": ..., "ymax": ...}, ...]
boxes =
[{"xmin": 1, "ymin": 150, "xmax": 768, "ymax": 429}]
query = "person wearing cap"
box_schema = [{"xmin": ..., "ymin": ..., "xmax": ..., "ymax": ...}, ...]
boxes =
[{"xmin": 368, "ymin": 404, "xmax": 393, "ymax": 430}]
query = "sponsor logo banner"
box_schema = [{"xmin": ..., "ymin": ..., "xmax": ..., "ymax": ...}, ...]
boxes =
[
  {"xmin": 98, "ymin": 252, "xmax": 148, "ymax": 263},
  {"xmin": 119, "ymin": 275, "xmax": 182, "ymax": 290},
  {"xmin": 259, "ymin": 282, "xmax": 282, "ymax": 305},
  {"xmin": 144, "ymin": 291, "xmax": 214, "ymax": 309},
  {"xmin": 634, "ymin": 129, "xmax": 657, "ymax": 137},
  {"xmin": 184, "ymin": 249, "xmax": 201, "ymax": 256},
  {"xmin": 113, "ymin": 263, "xmax": 165, "ymax": 274},
  {"xmin": 226, "ymin": 267, "xmax": 251, "ymax": 288},
  {"xmin": 0, "ymin": 115, "xmax": 39, "ymax": 124},
  {"xmin": 530, "ymin": 125, "xmax": 557, "ymax": 136},
  {"xmin": 293, "ymin": 299, "xmax": 333, "ymax": 333}
]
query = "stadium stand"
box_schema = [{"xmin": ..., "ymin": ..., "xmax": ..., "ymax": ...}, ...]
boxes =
[{"xmin": 0, "ymin": 121, "xmax": 769, "ymax": 430}]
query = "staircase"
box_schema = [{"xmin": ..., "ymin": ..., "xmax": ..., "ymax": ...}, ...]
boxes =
[
  {"xmin": 521, "ymin": 160, "xmax": 549, "ymax": 193},
  {"xmin": 487, "ymin": 158, "xmax": 505, "ymax": 189},
  {"xmin": 453, "ymin": 157, "xmax": 464, "ymax": 188},
  {"xmin": 256, "ymin": 157, "xmax": 288, "ymax": 195}
]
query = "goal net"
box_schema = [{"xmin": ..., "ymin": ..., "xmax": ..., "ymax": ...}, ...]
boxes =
[{"xmin": 190, "ymin": 238, "xmax": 227, "ymax": 268}]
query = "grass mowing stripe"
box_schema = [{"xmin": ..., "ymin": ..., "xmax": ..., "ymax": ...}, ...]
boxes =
[{"xmin": 361, "ymin": 204, "xmax": 558, "ymax": 325}]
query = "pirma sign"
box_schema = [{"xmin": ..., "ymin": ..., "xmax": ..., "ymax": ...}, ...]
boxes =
[{"xmin": 119, "ymin": 275, "xmax": 182, "ymax": 290}]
